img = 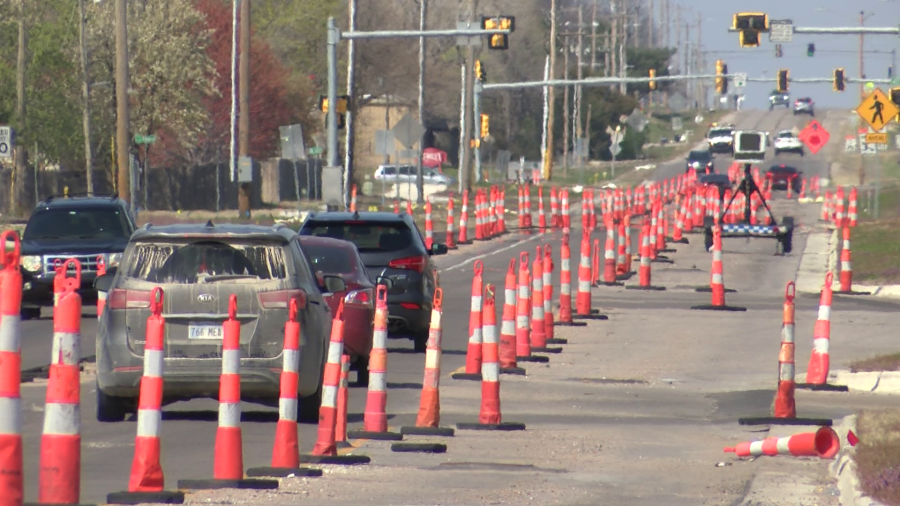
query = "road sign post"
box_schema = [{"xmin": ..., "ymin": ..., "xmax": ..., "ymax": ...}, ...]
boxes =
[
  {"xmin": 768, "ymin": 20, "xmax": 793, "ymax": 43},
  {"xmin": 0, "ymin": 126, "xmax": 12, "ymax": 160}
]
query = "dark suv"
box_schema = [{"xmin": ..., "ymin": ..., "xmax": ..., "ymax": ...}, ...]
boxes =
[
  {"xmin": 94, "ymin": 222, "xmax": 339, "ymax": 422},
  {"xmin": 20, "ymin": 194, "xmax": 136, "ymax": 319},
  {"xmin": 298, "ymin": 211, "xmax": 447, "ymax": 352},
  {"xmin": 685, "ymin": 150, "xmax": 715, "ymax": 174}
]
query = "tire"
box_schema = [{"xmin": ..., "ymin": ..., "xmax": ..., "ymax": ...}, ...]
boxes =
[
  {"xmin": 354, "ymin": 355, "xmax": 369, "ymax": 387},
  {"xmin": 21, "ymin": 307, "xmax": 40, "ymax": 320},
  {"xmin": 298, "ymin": 385, "xmax": 323, "ymax": 423},
  {"xmin": 412, "ymin": 331, "xmax": 428, "ymax": 353},
  {"xmin": 96, "ymin": 382, "xmax": 129, "ymax": 422},
  {"xmin": 769, "ymin": 104, "xmax": 774, "ymax": 111},
  {"xmin": 704, "ymin": 228, "xmax": 714, "ymax": 252},
  {"xmin": 781, "ymin": 231, "xmax": 793, "ymax": 254}
]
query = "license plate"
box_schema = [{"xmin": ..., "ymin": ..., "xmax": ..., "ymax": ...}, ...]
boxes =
[{"xmin": 188, "ymin": 323, "xmax": 224, "ymax": 340}]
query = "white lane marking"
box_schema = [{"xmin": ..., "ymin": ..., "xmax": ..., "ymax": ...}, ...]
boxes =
[{"xmin": 441, "ymin": 232, "xmax": 547, "ymax": 272}]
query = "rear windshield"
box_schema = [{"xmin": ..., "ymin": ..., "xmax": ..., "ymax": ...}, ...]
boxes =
[
  {"xmin": 770, "ymin": 166, "xmax": 797, "ymax": 173},
  {"xmin": 777, "ymin": 132, "xmax": 795, "ymax": 138},
  {"xmin": 24, "ymin": 207, "xmax": 130, "ymax": 240},
  {"xmin": 301, "ymin": 243, "xmax": 360, "ymax": 275},
  {"xmin": 688, "ymin": 151, "xmax": 711, "ymax": 160},
  {"xmin": 304, "ymin": 222, "xmax": 414, "ymax": 253},
  {"xmin": 709, "ymin": 129, "xmax": 732, "ymax": 137},
  {"xmin": 124, "ymin": 240, "xmax": 287, "ymax": 284}
]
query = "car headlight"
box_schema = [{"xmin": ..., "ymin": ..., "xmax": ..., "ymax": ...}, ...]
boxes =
[
  {"xmin": 106, "ymin": 253, "xmax": 123, "ymax": 268},
  {"xmin": 22, "ymin": 255, "xmax": 41, "ymax": 273}
]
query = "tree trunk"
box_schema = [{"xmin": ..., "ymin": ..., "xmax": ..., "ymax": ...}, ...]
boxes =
[{"xmin": 13, "ymin": 0, "xmax": 28, "ymax": 215}]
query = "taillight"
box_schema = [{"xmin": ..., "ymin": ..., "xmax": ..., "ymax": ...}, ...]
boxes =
[
  {"xmin": 400, "ymin": 302, "xmax": 421, "ymax": 310},
  {"xmin": 108, "ymin": 289, "xmax": 152, "ymax": 309},
  {"xmin": 388, "ymin": 255, "xmax": 426, "ymax": 273},
  {"xmin": 258, "ymin": 289, "xmax": 308, "ymax": 310},
  {"xmin": 344, "ymin": 288, "xmax": 373, "ymax": 308}
]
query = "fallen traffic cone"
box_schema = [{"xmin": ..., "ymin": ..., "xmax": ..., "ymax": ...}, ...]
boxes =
[
  {"xmin": 691, "ymin": 227, "xmax": 746, "ymax": 311},
  {"xmin": 453, "ymin": 261, "xmax": 485, "ymax": 380},
  {"xmin": 542, "ymin": 244, "xmax": 566, "ymax": 345},
  {"xmin": 179, "ymin": 296, "xmax": 281, "ymax": 489},
  {"xmin": 0, "ymin": 233, "xmax": 23, "ymax": 506},
  {"xmin": 835, "ymin": 226, "xmax": 870, "ymax": 295},
  {"xmin": 350, "ymin": 285, "xmax": 403, "ymax": 440},
  {"xmin": 108, "ymin": 288, "xmax": 189, "ymax": 504},
  {"xmin": 531, "ymin": 247, "xmax": 561, "ymax": 354},
  {"xmin": 798, "ymin": 272, "xmax": 848, "ymax": 392},
  {"xmin": 626, "ymin": 217, "xmax": 665, "ymax": 291},
  {"xmin": 724, "ymin": 426, "xmax": 840, "ymax": 459},
  {"xmin": 401, "ymin": 289, "xmax": 456, "ymax": 437},
  {"xmin": 555, "ymin": 232, "xmax": 587, "ymax": 328},
  {"xmin": 498, "ymin": 259, "xmax": 526, "ymax": 374},
  {"xmin": 457, "ymin": 287, "xmax": 527, "ymax": 432}
]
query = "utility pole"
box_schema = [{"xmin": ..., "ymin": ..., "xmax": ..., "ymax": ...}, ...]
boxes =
[
  {"xmin": 544, "ymin": 0, "xmax": 558, "ymax": 180},
  {"xmin": 590, "ymin": 0, "xmax": 597, "ymax": 70},
  {"xmin": 115, "ymin": 0, "xmax": 130, "ymax": 205},
  {"xmin": 610, "ymin": 0, "xmax": 618, "ymax": 80},
  {"xmin": 343, "ymin": 0, "xmax": 358, "ymax": 207},
  {"xmin": 415, "ymin": 0, "xmax": 427, "ymax": 203},
  {"xmin": 859, "ymin": 11, "xmax": 865, "ymax": 100},
  {"xmin": 648, "ymin": 0, "xmax": 654, "ymax": 48},
  {"xmin": 575, "ymin": 4, "xmax": 584, "ymax": 167},
  {"xmin": 237, "ymin": 0, "xmax": 251, "ymax": 218},
  {"xmin": 78, "ymin": 0, "xmax": 93, "ymax": 195},
  {"xmin": 697, "ymin": 12, "xmax": 703, "ymax": 109},
  {"xmin": 13, "ymin": 0, "xmax": 27, "ymax": 214},
  {"xmin": 562, "ymin": 33, "xmax": 569, "ymax": 175},
  {"xmin": 664, "ymin": 0, "xmax": 669, "ymax": 48},
  {"xmin": 460, "ymin": 0, "xmax": 477, "ymax": 191},
  {"xmin": 619, "ymin": 1, "xmax": 627, "ymax": 95}
]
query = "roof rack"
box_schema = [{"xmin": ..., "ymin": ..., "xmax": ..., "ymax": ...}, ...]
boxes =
[{"xmin": 44, "ymin": 192, "xmax": 119, "ymax": 203}]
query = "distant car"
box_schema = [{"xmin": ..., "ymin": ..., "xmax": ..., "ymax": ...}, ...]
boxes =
[
  {"xmin": 706, "ymin": 126, "xmax": 735, "ymax": 154},
  {"xmin": 374, "ymin": 165, "xmax": 456, "ymax": 186},
  {"xmin": 685, "ymin": 149, "xmax": 715, "ymax": 174},
  {"xmin": 769, "ymin": 90, "xmax": 790, "ymax": 110},
  {"xmin": 699, "ymin": 174, "xmax": 733, "ymax": 202},
  {"xmin": 766, "ymin": 164, "xmax": 803, "ymax": 192},
  {"xmin": 297, "ymin": 235, "xmax": 376, "ymax": 385},
  {"xmin": 94, "ymin": 223, "xmax": 339, "ymax": 422},
  {"xmin": 773, "ymin": 130, "xmax": 804, "ymax": 156},
  {"xmin": 298, "ymin": 212, "xmax": 448, "ymax": 352},
  {"xmin": 793, "ymin": 97, "xmax": 814, "ymax": 116}
]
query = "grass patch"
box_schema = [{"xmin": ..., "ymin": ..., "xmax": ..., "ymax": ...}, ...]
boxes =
[
  {"xmin": 849, "ymin": 215, "xmax": 900, "ymax": 284},
  {"xmin": 855, "ymin": 409, "xmax": 900, "ymax": 506},
  {"xmin": 850, "ymin": 353, "xmax": 900, "ymax": 373}
]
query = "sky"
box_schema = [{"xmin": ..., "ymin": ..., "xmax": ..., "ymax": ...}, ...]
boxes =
[{"xmin": 674, "ymin": 0, "xmax": 900, "ymax": 109}]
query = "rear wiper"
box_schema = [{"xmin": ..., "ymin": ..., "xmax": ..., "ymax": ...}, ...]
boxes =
[{"xmin": 201, "ymin": 274, "xmax": 259, "ymax": 282}]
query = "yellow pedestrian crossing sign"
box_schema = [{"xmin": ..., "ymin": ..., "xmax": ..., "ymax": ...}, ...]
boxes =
[{"xmin": 856, "ymin": 88, "xmax": 898, "ymax": 132}]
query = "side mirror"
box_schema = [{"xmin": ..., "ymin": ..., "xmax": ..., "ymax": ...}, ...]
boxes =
[
  {"xmin": 430, "ymin": 243, "xmax": 448, "ymax": 256},
  {"xmin": 322, "ymin": 275, "xmax": 346, "ymax": 294},
  {"xmin": 375, "ymin": 276, "xmax": 394, "ymax": 289},
  {"xmin": 93, "ymin": 270, "xmax": 116, "ymax": 293}
]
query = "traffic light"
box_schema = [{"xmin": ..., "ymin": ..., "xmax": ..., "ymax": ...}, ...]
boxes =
[
  {"xmin": 777, "ymin": 69, "xmax": 789, "ymax": 93},
  {"xmin": 319, "ymin": 95, "xmax": 350, "ymax": 114},
  {"xmin": 475, "ymin": 60, "xmax": 485, "ymax": 82},
  {"xmin": 479, "ymin": 114, "xmax": 490, "ymax": 138},
  {"xmin": 649, "ymin": 69, "xmax": 657, "ymax": 90},
  {"xmin": 833, "ymin": 68, "xmax": 845, "ymax": 92},
  {"xmin": 807, "ymin": 43, "xmax": 815, "ymax": 57},
  {"xmin": 715, "ymin": 60, "xmax": 727, "ymax": 95},
  {"xmin": 733, "ymin": 12, "xmax": 768, "ymax": 48},
  {"xmin": 775, "ymin": 44, "xmax": 783, "ymax": 58},
  {"xmin": 890, "ymin": 87, "xmax": 900, "ymax": 107},
  {"xmin": 482, "ymin": 15, "xmax": 515, "ymax": 50}
]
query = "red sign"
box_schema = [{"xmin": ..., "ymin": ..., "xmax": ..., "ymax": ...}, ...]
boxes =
[
  {"xmin": 422, "ymin": 147, "xmax": 447, "ymax": 168},
  {"xmin": 798, "ymin": 120, "xmax": 830, "ymax": 155}
]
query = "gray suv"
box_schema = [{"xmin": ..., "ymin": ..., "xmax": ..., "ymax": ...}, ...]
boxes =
[{"xmin": 94, "ymin": 222, "xmax": 342, "ymax": 422}]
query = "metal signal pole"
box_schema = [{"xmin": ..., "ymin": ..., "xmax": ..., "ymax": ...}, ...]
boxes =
[
  {"xmin": 238, "ymin": 0, "xmax": 251, "ymax": 218},
  {"xmin": 544, "ymin": 0, "xmax": 558, "ymax": 180},
  {"xmin": 115, "ymin": 0, "xmax": 130, "ymax": 205}
]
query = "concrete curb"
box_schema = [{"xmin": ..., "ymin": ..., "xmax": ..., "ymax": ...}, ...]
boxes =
[
  {"xmin": 795, "ymin": 370, "xmax": 900, "ymax": 394},
  {"xmin": 828, "ymin": 415, "xmax": 886, "ymax": 506}
]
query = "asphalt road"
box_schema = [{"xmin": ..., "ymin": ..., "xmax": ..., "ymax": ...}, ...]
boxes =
[{"xmin": 15, "ymin": 108, "xmax": 900, "ymax": 505}]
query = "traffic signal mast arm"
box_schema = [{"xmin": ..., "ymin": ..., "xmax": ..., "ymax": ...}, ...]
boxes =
[{"xmin": 728, "ymin": 25, "xmax": 900, "ymax": 35}]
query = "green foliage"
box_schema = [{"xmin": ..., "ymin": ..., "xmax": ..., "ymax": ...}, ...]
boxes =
[
  {"xmin": 583, "ymin": 87, "xmax": 641, "ymax": 161},
  {"xmin": 625, "ymin": 46, "xmax": 676, "ymax": 95}
]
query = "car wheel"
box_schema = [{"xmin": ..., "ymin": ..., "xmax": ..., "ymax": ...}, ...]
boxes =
[
  {"xmin": 412, "ymin": 332, "xmax": 428, "ymax": 353},
  {"xmin": 21, "ymin": 307, "xmax": 40, "ymax": 320},
  {"xmin": 769, "ymin": 104, "xmax": 774, "ymax": 111},
  {"xmin": 354, "ymin": 355, "xmax": 369, "ymax": 387},
  {"xmin": 96, "ymin": 382, "xmax": 129, "ymax": 422},
  {"xmin": 298, "ymin": 385, "xmax": 323, "ymax": 423}
]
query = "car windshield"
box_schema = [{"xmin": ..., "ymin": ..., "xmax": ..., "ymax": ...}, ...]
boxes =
[
  {"xmin": 688, "ymin": 151, "xmax": 711, "ymax": 160},
  {"xmin": 24, "ymin": 207, "xmax": 130, "ymax": 240},
  {"xmin": 305, "ymin": 222, "xmax": 414, "ymax": 253},
  {"xmin": 778, "ymin": 132, "xmax": 795, "ymax": 138},
  {"xmin": 123, "ymin": 240, "xmax": 287, "ymax": 284},
  {"xmin": 709, "ymin": 129, "xmax": 732, "ymax": 137},
  {"xmin": 300, "ymin": 242, "xmax": 360, "ymax": 275}
]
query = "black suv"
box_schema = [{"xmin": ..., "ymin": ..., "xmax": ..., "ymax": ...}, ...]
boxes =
[
  {"xmin": 298, "ymin": 211, "xmax": 447, "ymax": 352},
  {"xmin": 20, "ymin": 194, "xmax": 136, "ymax": 318},
  {"xmin": 685, "ymin": 150, "xmax": 715, "ymax": 174}
]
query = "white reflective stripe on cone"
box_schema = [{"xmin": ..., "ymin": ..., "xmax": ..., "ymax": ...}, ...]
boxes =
[
  {"xmin": 560, "ymin": 283, "xmax": 570, "ymax": 293},
  {"xmin": 425, "ymin": 349, "xmax": 440, "ymax": 369},
  {"xmin": 368, "ymin": 371, "xmax": 386, "ymax": 392},
  {"xmin": 470, "ymin": 296, "xmax": 483, "ymax": 312},
  {"xmin": 516, "ymin": 315, "xmax": 529, "ymax": 329},
  {"xmin": 481, "ymin": 362, "xmax": 500, "ymax": 382},
  {"xmin": 779, "ymin": 364, "xmax": 795, "ymax": 381},
  {"xmin": 144, "ymin": 349, "xmax": 164, "ymax": 378},
  {"xmin": 518, "ymin": 286, "xmax": 529, "ymax": 299},
  {"xmin": 579, "ymin": 257, "xmax": 590, "ymax": 268},
  {"xmin": 841, "ymin": 261, "xmax": 851, "ymax": 270},
  {"xmin": 483, "ymin": 325, "xmax": 498, "ymax": 345},
  {"xmin": 504, "ymin": 289, "xmax": 515, "ymax": 304},
  {"xmin": 218, "ymin": 402, "xmax": 241, "ymax": 428},
  {"xmin": 640, "ymin": 257, "xmax": 650, "ymax": 267},
  {"xmin": 775, "ymin": 437, "xmax": 792, "ymax": 454},
  {"xmin": 532, "ymin": 307, "xmax": 544, "ymax": 319},
  {"xmin": 469, "ymin": 328, "xmax": 483, "ymax": 344},
  {"xmin": 373, "ymin": 329, "xmax": 388, "ymax": 349},
  {"xmin": 327, "ymin": 342, "xmax": 344, "ymax": 364},
  {"xmin": 222, "ymin": 349, "xmax": 241, "ymax": 375},
  {"xmin": 0, "ymin": 314, "xmax": 21, "ymax": 352},
  {"xmin": 500, "ymin": 320, "xmax": 515, "ymax": 336},
  {"xmin": 713, "ymin": 251, "xmax": 722, "ymax": 262},
  {"xmin": 561, "ymin": 259, "xmax": 570, "ymax": 271},
  {"xmin": 321, "ymin": 384, "xmax": 339, "ymax": 409},
  {"xmin": 817, "ymin": 305, "xmax": 831, "ymax": 321},
  {"xmin": 712, "ymin": 274, "xmax": 724, "ymax": 284},
  {"xmin": 51, "ymin": 332, "xmax": 81, "ymax": 366},
  {"xmin": 0, "ymin": 397, "xmax": 21, "ymax": 435},
  {"xmin": 136, "ymin": 408, "xmax": 162, "ymax": 437},
  {"xmin": 843, "ymin": 240, "xmax": 850, "ymax": 249},
  {"xmin": 812, "ymin": 337, "xmax": 830, "ymax": 353},
  {"xmin": 578, "ymin": 280, "xmax": 591, "ymax": 292},
  {"xmin": 782, "ymin": 324, "xmax": 795, "ymax": 343},
  {"xmin": 605, "ymin": 249, "xmax": 615, "ymax": 260},
  {"xmin": 43, "ymin": 403, "xmax": 81, "ymax": 435},
  {"xmin": 283, "ymin": 349, "xmax": 300, "ymax": 374}
]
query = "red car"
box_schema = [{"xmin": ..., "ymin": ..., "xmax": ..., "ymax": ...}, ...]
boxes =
[
  {"xmin": 298, "ymin": 235, "xmax": 375, "ymax": 385},
  {"xmin": 765, "ymin": 164, "xmax": 803, "ymax": 193}
]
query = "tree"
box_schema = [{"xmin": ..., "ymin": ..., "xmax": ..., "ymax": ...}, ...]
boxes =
[{"xmin": 625, "ymin": 46, "xmax": 676, "ymax": 96}]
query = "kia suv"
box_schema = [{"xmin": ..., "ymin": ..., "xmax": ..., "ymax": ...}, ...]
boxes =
[
  {"xmin": 94, "ymin": 222, "xmax": 339, "ymax": 422},
  {"xmin": 298, "ymin": 211, "xmax": 448, "ymax": 352}
]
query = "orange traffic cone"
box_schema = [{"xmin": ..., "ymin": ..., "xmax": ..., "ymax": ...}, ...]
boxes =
[
  {"xmin": 798, "ymin": 272, "xmax": 848, "ymax": 392},
  {"xmin": 835, "ymin": 226, "xmax": 870, "ymax": 295},
  {"xmin": 531, "ymin": 247, "xmax": 561, "ymax": 354},
  {"xmin": 458, "ymin": 190, "xmax": 471, "ymax": 244},
  {"xmin": 542, "ymin": 244, "xmax": 566, "ymax": 345},
  {"xmin": 724, "ymin": 426, "xmax": 840, "ymax": 459},
  {"xmin": 626, "ymin": 217, "xmax": 665, "ymax": 291},
  {"xmin": 453, "ymin": 261, "xmax": 485, "ymax": 380},
  {"xmin": 499, "ymin": 259, "xmax": 526, "ymax": 374},
  {"xmin": 574, "ymin": 228, "xmax": 608, "ymax": 320},
  {"xmin": 0, "ymin": 233, "xmax": 23, "ymax": 506},
  {"xmin": 691, "ymin": 226, "xmax": 746, "ymax": 311},
  {"xmin": 555, "ymin": 232, "xmax": 587, "ymax": 328}
]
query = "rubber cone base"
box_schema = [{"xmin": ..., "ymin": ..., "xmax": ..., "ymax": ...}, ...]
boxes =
[
  {"xmin": 177, "ymin": 478, "xmax": 279, "ymax": 490},
  {"xmin": 796, "ymin": 383, "xmax": 850, "ymax": 392},
  {"xmin": 695, "ymin": 287, "xmax": 737, "ymax": 293},
  {"xmin": 457, "ymin": 422, "xmax": 527, "ymax": 431},
  {"xmin": 546, "ymin": 338, "xmax": 568, "ymax": 344},
  {"xmin": 400, "ymin": 426, "xmax": 455, "ymax": 437},
  {"xmin": 501, "ymin": 366, "xmax": 527, "ymax": 375},
  {"xmin": 391, "ymin": 442, "xmax": 448, "ymax": 453},
  {"xmin": 573, "ymin": 313, "xmax": 609, "ymax": 320},
  {"xmin": 25, "ymin": 503, "xmax": 96, "ymax": 506},
  {"xmin": 669, "ymin": 238, "xmax": 690, "ymax": 244},
  {"xmin": 531, "ymin": 346, "xmax": 562, "ymax": 354},
  {"xmin": 450, "ymin": 372, "xmax": 483, "ymax": 381},
  {"xmin": 107, "ymin": 491, "xmax": 185, "ymax": 505},
  {"xmin": 652, "ymin": 257, "xmax": 675, "ymax": 264},
  {"xmin": 346, "ymin": 430, "xmax": 403, "ymax": 441},
  {"xmin": 738, "ymin": 417, "xmax": 833, "ymax": 426},
  {"xmin": 690, "ymin": 304, "xmax": 747, "ymax": 311},
  {"xmin": 659, "ymin": 248, "xmax": 677, "ymax": 253},
  {"xmin": 458, "ymin": 240, "xmax": 473, "ymax": 245},
  {"xmin": 517, "ymin": 355, "xmax": 550, "ymax": 363},
  {"xmin": 555, "ymin": 320, "xmax": 588, "ymax": 327},
  {"xmin": 625, "ymin": 285, "xmax": 666, "ymax": 291},
  {"xmin": 596, "ymin": 281, "xmax": 624, "ymax": 287},
  {"xmin": 834, "ymin": 290, "xmax": 872, "ymax": 296},
  {"xmin": 245, "ymin": 466, "xmax": 324, "ymax": 478},
  {"xmin": 617, "ymin": 272, "xmax": 635, "ymax": 281},
  {"xmin": 336, "ymin": 441, "xmax": 354, "ymax": 449},
  {"xmin": 299, "ymin": 454, "xmax": 371, "ymax": 465}
]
